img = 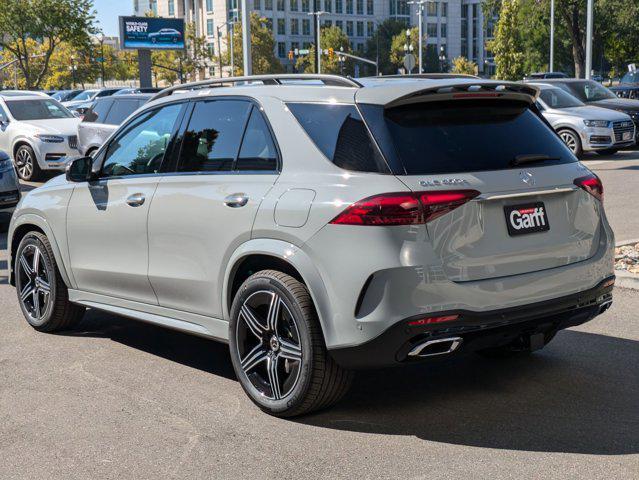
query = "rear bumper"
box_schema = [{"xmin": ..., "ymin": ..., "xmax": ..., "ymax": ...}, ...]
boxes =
[{"xmin": 329, "ymin": 276, "xmax": 614, "ymax": 369}]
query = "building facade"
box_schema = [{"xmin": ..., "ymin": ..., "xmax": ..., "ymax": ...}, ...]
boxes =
[{"xmin": 134, "ymin": 0, "xmax": 492, "ymax": 77}]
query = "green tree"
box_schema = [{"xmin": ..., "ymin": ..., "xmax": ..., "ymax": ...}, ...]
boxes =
[
  {"xmin": 0, "ymin": 0, "xmax": 96, "ymax": 89},
  {"xmin": 44, "ymin": 41, "xmax": 99, "ymax": 88},
  {"xmin": 390, "ymin": 27, "xmax": 418, "ymax": 72},
  {"xmin": 225, "ymin": 13, "xmax": 284, "ymax": 76},
  {"xmin": 451, "ymin": 56, "xmax": 477, "ymax": 75},
  {"xmin": 489, "ymin": 0, "xmax": 526, "ymax": 80},
  {"xmin": 363, "ymin": 19, "xmax": 407, "ymax": 75},
  {"xmin": 296, "ymin": 26, "xmax": 353, "ymax": 74}
]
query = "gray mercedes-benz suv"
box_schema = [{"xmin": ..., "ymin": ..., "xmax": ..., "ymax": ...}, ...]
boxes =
[{"xmin": 7, "ymin": 75, "xmax": 615, "ymax": 417}]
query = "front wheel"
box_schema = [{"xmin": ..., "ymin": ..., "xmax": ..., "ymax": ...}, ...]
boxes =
[
  {"xmin": 15, "ymin": 232, "xmax": 85, "ymax": 332},
  {"xmin": 229, "ymin": 270, "xmax": 353, "ymax": 417},
  {"xmin": 558, "ymin": 129, "xmax": 583, "ymax": 157},
  {"xmin": 15, "ymin": 144, "xmax": 42, "ymax": 181}
]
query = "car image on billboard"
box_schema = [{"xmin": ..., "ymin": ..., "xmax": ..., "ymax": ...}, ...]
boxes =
[{"xmin": 120, "ymin": 16, "xmax": 185, "ymax": 50}]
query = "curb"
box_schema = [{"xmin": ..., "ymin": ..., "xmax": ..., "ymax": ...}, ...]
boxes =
[
  {"xmin": 615, "ymin": 240, "xmax": 639, "ymax": 290},
  {"xmin": 616, "ymin": 238, "xmax": 639, "ymax": 247}
]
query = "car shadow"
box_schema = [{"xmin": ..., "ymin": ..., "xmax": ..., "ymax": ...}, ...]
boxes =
[{"xmin": 61, "ymin": 309, "xmax": 638, "ymax": 456}]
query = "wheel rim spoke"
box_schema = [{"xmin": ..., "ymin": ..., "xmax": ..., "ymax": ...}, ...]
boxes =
[
  {"xmin": 240, "ymin": 304, "xmax": 265, "ymax": 339},
  {"xmin": 20, "ymin": 282, "xmax": 34, "ymax": 302},
  {"xmin": 266, "ymin": 293, "xmax": 281, "ymax": 332},
  {"xmin": 278, "ymin": 338, "xmax": 302, "ymax": 362},
  {"xmin": 19, "ymin": 254, "xmax": 33, "ymax": 276},
  {"xmin": 32, "ymin": 289, "xmax": 41, "ymax": 318},
  {"xmin": 240, "ymin": 344, "xmax": 268, "ymax": 373},
  {"xmin": 32, "ymin": 248, "xmax": 40, "ymax": 275},
  {"xmin": 38, "ymin": 278, "xmax": 50, "ymax": 294},
  {"xmin": 267, "ymin": 355, "xmax": 281, "ymax": 400}
]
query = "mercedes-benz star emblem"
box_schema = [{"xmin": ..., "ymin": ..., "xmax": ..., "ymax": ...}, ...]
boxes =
[{"xmin": 520, "ymin": 171, "xmax": 535, "ymax": 186}]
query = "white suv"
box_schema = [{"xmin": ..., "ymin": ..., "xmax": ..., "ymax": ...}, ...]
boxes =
[
  {"xmin": 8, "ymin": 75, "xmax": 615, "ymax": 417},
  {"xmin": 0, "ymin": 91, "xmax": 80, "ymax": 181}
]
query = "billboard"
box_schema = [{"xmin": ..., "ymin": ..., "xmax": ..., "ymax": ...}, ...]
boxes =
[{"xmin": 119, "ymin": 16, "xmax": 186, "ymax": 50}]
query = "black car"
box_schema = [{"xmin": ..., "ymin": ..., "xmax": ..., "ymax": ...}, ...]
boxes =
[
  {"xmin": 523, "ymin": 72, "xmax": 569, "ymax": 80},
  {"xmin": 537, "ymin": 78, "xmax": 639, "ymax": 139},
  {"xmin": 610, "ymin": 70, "xmax": 639, "ymax": 99}
]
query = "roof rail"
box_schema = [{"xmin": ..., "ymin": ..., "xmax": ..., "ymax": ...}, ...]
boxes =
[
  {"xmin": 382, "ymin": 73, "xmax": 481, "ymax": 80},
  {"xmin": 151, "ymin": 74, "xmax": 362, "ymax": 101}
]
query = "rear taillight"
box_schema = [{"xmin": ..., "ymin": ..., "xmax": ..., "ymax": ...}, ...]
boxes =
[
  {"xmin": 330, "ymin": 190, "xmax": 480, "ymax": 226},
  {"xmin": 408, "ymin": 315, "xmax": 459, "ymax": 326},
  {"xmin": 574, "ymin": 174, "xmax": 603, "ymax": 203}
]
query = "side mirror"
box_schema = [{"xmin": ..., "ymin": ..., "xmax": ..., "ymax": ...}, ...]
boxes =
[{"xmin": 65, "ymin": 156, "xmax": 95, "ymax": 182}]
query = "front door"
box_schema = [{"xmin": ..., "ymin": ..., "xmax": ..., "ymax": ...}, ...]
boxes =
[
  {"xmin": 67, "ymin": 102, "xmax": 184, "ymax": 304},
  {"xmin": 148, "ymin": 99, "xmax": 280, "ymax": 318}
]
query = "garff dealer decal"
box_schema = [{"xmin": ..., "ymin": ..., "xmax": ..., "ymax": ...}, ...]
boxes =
[{"xmin": 503, "ymin": 202, "xmax": 550, "ymax": 236}]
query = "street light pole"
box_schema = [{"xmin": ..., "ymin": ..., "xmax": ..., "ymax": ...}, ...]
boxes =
[
  {"xmin": 308, "ymin": 11, "xmax": 326, "ymax": 74},
  {"xmin": 241, "ymin": 0, "xmax": 252, "ymax": 75},
  {"xmin": 408, "ymin": 0, "xmax": 426, "ymax": 74},
  {"xmin": 585, "ymin": 0, "xmax": 594, "ymax": 79},
  {"xmin": 230, "ymin": 22, "xmax": 235, "ymax": 76},
  {"xmin": 99, "ymin": 35, "xmax": 105, "ymax": 87},
  {"xmin": 549, "ymin": 0, "xmax": 554, "ymax": 72}
]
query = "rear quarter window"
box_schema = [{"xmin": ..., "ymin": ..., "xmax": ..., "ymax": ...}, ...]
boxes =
[
  {"xmin": 83, "ymin": 98, "xmax": 112, "ymax": 123},
  {"xmin": 359, "ymin": 100, "xmax": 577, "ymax": 175},
  {"xmin": 287, "ymin": 103, "xmax": 389, "ymax": 173},
  {"xmin": 104, "ymin": 99, "xmax": 143, "ymax": 125}
]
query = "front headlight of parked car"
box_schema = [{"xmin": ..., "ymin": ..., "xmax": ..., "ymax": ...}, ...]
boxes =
[
  {"xmin": 0, "ymin": 156, "xmax": 14, "ymax": 173},
  {"xmin": 583, "ymin": 120, "xmax": 610, "ymax": 128},
  {"xmin": 34, "ymin": 133, "xmax": 65, "ymax": 143}
]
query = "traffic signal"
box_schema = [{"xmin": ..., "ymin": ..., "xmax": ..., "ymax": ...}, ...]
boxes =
[
  {"xmin": 328, "ymin": 48, "xmax": 334, "ymax": 59},
  {"xmin": 288, "ymin": 50, "xmax": 294, "ymax": 61}
]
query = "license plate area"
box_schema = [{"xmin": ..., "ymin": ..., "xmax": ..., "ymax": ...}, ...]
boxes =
[{"xmin": 504, "ymin": 202, "xmax": 550, "ymax": 236}]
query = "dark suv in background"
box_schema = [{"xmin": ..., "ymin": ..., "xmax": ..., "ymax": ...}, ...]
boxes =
[{"xmin": 77, "ymin": 93, "xmax": 152, "ymax": 156}]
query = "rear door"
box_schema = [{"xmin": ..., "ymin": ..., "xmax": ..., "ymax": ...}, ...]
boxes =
[
  {"xmin": 148, "ymin": 98, "xmax": 280, "ymax": 318},
  {"xmin": 358, "ymin": 98, "xmax": 602, "ymax": 282}
]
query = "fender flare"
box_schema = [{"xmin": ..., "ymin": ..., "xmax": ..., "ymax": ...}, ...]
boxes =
[
  {"xmin": 8, "ymin": 213, "xmax": 74, "ymax": 288},
  {"xmin": 222, "ymin": 239, "xmax": 337, "ymax": 347}
]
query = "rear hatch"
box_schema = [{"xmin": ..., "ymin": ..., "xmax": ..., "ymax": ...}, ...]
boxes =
[{"xmin": 357, "ymin": 83, "xmax": 603, "ymax": 282}]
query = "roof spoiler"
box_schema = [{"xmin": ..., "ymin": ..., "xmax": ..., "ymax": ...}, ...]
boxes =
[{"xmin": 378, "ymin": 81, "xmax": 540, "ymax": 109}]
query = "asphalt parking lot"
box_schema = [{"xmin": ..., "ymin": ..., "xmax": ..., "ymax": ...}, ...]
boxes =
[{"xmin": 1, "ymin": 151, "xmax": 638, "ymax": 479}]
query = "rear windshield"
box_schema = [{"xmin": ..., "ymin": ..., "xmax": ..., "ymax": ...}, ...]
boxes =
[
  {"xmin": 287, "ymin": 103, "xmax": 389, "ymax": 173},
  {"xmin": 359, "ymin": 100, "xmax": 576, "ymax": 175}
]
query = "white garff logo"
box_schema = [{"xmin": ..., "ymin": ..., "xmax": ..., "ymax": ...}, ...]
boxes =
[
  {"xmin": 520, "ymin": 171, "xmax": 535, "ymax": 186},
  {"xmin": 510, "ymin": 206, "xmax": 546, "ymax": 230}
]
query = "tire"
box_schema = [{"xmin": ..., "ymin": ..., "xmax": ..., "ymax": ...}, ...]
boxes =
[
  {"xmin": 596, "ymin": 149, "xmax": 618, "ymax": 156},
  {"xmin": 229, "ymin": 270, "xmax": 353, "ymax": 417},
  {"xmin": 477, "ymin": 331, "xmax": 557, "ymax": 359},
  {"xmin": 15, "ymin": 232, "xmax": 85, "ymax": 332},
  {"xmin": 558, "ymin": 129, "xmax": 583, "ymax": 157},
  {"xmin": 14, "ymin": 144, "xmax": 42, "ymax": 181}
]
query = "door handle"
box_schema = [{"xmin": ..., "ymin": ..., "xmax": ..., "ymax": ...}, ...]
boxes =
[
  {"xmin": 126, "ymin": 193, "xmax": 146, "ymax": 207},
  {"xmin": 224, "ymin": 193, "xmax": 249, "ymax": 208}
]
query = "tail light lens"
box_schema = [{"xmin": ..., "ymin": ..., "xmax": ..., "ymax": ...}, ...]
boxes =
[
  {"xmin": 574, "ymin": 174, "xmax": 603, "ymax": 203},
  {"xmin": 330, "ymin": 190, "xmax": 480, "ymax": 226},
  {"xmin": 408, "ymin": 315, "xmax": 459, "ymax": 326}
]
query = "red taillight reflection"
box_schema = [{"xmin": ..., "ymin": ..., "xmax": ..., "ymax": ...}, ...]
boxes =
[
  {"xmin": 574, "ymin": 174, "xmax": 603, "ymax": 203},
  {"xmin": 330, "ymin": 190, "xmax": 480, "ymax": 226},
  {"xmin": 408, "ymin": 315, "xmax": 459, "ymax": 326}
]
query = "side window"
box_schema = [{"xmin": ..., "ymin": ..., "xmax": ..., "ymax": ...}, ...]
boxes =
[
  {"xmin": 104, "ymin": 99, "xmax": 141, "ymax": 125},
  {"xmin": 178, "ymin": 100, "xmax": 251, "ymax": 172},
  {"xmin": 287, "ymin": 103, "xmax": 389, "ymax": 173},
  {"xmin": 236, "ymin": 107, "xmax": 278, "ymax": 171},
  {"xmin": 0, "ymin": 104, "xmax": 8, "ymax": 123},
  {"xmin": 83, "ymin": 99, "xmax": 112, "ymax": 123},
  {"xmin": 101, "ymin": 103, "xmax": 182, "ymax": 178}
]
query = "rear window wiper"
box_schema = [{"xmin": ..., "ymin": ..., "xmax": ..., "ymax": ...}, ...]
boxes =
[{"xmin": 510, "ymin": 154, "xmax": 561, "ymax": 167}]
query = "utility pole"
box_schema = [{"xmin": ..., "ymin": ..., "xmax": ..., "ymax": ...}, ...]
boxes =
[
  {"xmin": 585, "ymin": 0, "xmax": 594, "ymax": 79},
  {"xmin": 99, "ymin": 35, "xmax": 105, "ymax": 87},
  {"xmin": 549, "ymin": 0, "xmax": 554, "ymax": 72},
  {"xmin": 241, "ymin": 0, "xmax": 252, "ymax": 75},
  {"xmin": 230, "ymin": 22, "xmax": 235, "ymax": 76},
  {"xmin": 408, "ymin": 0, "xmax": 426, "ymax": 73},
  {"xmin": 217, "ymin": 24, "xmax": 223, "ymax": 78},
  {"xmin": 309, "ymin": 10, "xmax": 326, "ymax": 74}
]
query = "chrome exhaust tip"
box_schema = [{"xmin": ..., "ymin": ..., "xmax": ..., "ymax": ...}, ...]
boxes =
[
  {"xmin": 407, "ymin": 337, "xmax": 463, "ymax": 358},
  {"xmin": 598, "ymin": 299, "xmax": 612, "ymax": 314}
]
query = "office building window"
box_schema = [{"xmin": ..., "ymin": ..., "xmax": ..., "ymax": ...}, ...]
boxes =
[
  {"xmin": 277, "ymin": 0, "xmax": 285, "ymax": 9},
  {"xmin": 324, "ymin": 19, "xmax": 332, "ymax": 27},
  {"xmin": 324, "ymin": 0, "xmax": 332, "ymax": 12},
  {"xmin": 277, "ymin": 18, "xmax": 286, "ymax": 34},
  {"xmin": 427, "ymin": 22, "xmax": 437, "ymax": 37},
  {"xmin": 356, "ymin": 43, "xmax": 363, "ymax": 52},
  {"xmin": 303, "ymin": 41, "xmax": 311, "ymax": 49},
  {"xmin": 426, "ymin": 1, "xmax": 436, "ymax": 16},
  {"xmin": 302, "ymin": 0, "xmax": 310, "ymax": 11},
  {"xmin": 336, "ymin": 19, "xmax": 343, "ymax": 31},
  {"xmin": 356, "ymin": 0, "xmax": 363, "ymax": 14},
  {"xmin": 356, "ymin": 21, "xmax": 363, "ymax": 36},
  {"xmin": 441, "ymin": 1, "xmax": 447, "ymax": 16},
  {"xmin": 169, "ymin": 0, "xmax": 175, "ymax": 15},
  {"xmin": 206, "ymin": 19, "xmax": 214, "ymax": 36},
  {"xmin": 440, "ymin": 22, "xmax": 447, "ymax": 38},
  {"xmin": 206, "ymin": 0, "xmax": 213, "ymax": 11},
  {"xmin": 207, "ymin": 42, "xmax": 215, "ymax": 56},
  {"xmin": 366, "ymin": 21, "xmax": 374, "ymax": 36},
  {"xmin": 366, "ymin": 0, "xmax": 373, "ymax": 14},
  {"xmin": 278, "ymin": 42, "xmax": 286, "ymax": 57},
  {"xmin": 346, "ymin": 0, "xmax": 353, "ymax": 13},
  {"xmin": 346, "ymin": 20, "xmax": 353, "ymax": 35},
  {"xmin": 291, "ymin": 41, "xmax": 299, "ymax": 51},
  {"xmin": 291, "ymin": 18, "xmax": 299, "ymax": 34},
  {"xmin": 290, "ymin": 0, "xmax": 298, "ymax": 9},
  {"xmin": 314, "ymin": 0, "xmax": 320, "ymax": 10},
  {"xmin": 265, "ymin": 0, "xmax": 273, "ymax": 9},
  {"xmin": 302, "ymin": 18, "xmax": 311, "ymax": 35}
]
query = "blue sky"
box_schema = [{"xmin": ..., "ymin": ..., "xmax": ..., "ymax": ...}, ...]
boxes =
[{"xmin": 94, "ymin": 0, "xmax": 132, "ymax": 36}]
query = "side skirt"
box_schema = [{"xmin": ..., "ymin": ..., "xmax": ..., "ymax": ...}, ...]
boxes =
[{"xmin": 68, "ymin": 289, "xmax": 229, "ymax": 342}]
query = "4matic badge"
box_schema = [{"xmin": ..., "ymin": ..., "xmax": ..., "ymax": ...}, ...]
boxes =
[{"xmin": 420, "ymin": 178, "xmax": 469, "ymax": 187}]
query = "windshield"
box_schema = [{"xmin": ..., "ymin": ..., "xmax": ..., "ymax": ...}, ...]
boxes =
[
  {"xmin": 539, "ymin": 87, "xmax": 584, "ymax": 109},
  {"xmin": 621, "ymin": 71, "xmax": 639, "ymax": 84},
  {"xmin": 5, "ymin": 99, "xmax": 74, "ymax": 120},
  {"xmin": 71, "ymin": 90, "xmax": 99, "ymax": 101},
  {"xmin": 563, "ymin": 81, "xmax": 617, "ymax": 101}
]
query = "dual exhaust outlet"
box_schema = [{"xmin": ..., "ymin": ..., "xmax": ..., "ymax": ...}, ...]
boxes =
[{"xmin": 407, "ymin": 337, "xmax": 463, "ymax": 358}]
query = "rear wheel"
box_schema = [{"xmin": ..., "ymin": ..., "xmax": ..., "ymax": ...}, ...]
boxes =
[
  {"xmin": 15, "ymin": 232, "xmax": 85, "ymax": 332},
  {"xmin": 229, "ymin": 270, "xmax": 353, "ymax": 417},
  {"xmin": 558, "ymin": 129, "xmax": 583, "ymax": 157},
  {"xmin": 15, "ymin": 144, "xmax": 42, "ymax": 181}
]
